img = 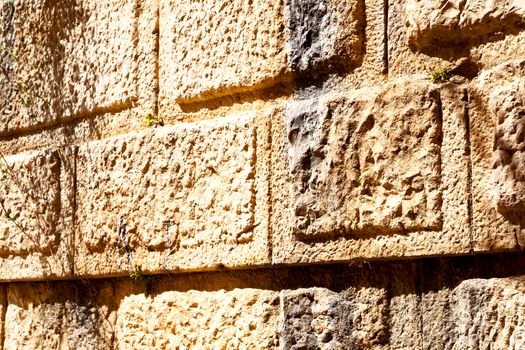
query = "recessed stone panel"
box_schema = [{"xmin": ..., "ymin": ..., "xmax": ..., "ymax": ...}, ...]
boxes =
[
  {"xmin": 75, "ymin": 112, "xmax": 270, "ymax": 276},
  {"xmin": 0, "ymin": 0, "xmax": 156, "ymax": 133},
  {"xmin": 272, "ymin": 80, "xmax": 471, "ymax": 264},
  {"xmin": 470, "ymin": 59, "xmax": 525, "ymax": 251},
  {"xmin": 286, "ymin": 82, "xmax": 442, "ymax": 239}
]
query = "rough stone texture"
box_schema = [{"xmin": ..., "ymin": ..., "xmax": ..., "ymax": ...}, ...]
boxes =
[
  {"xmin": 286, "ymin": 82, "xmax": 441, "ymax": 238},
  {"xmin": 0, "ymin": 148, "xmax": 74, "ymax": 280},
  {"xmin": 0, "ymin": 0, "xmax": 156, "ymax": 134},
  {"xmin": 279, "ymin": 287, "xmax": 389, "ymax": 350},
  {"xmin": 272, "ymin": 79, "xmax": 470, "ymax": 264},
  {"xmin": 159, "ymin": 0, "xmax": 365, "ymax": 109},
  {"xmin": 470, "ymin": 59, "xmax": 525, "ymax": 251},
  {"xmin": 115, "ymin": 283, "xmax": 279, "ymax": 349},
  {"xmin": 158, "ymin": 0, "xmax": 288, "ymax": 107},
  {"xmin": 388, "ymin": 0, "xmax": 525, "ymax": 78},
  {"xmin": 4, "ymin": 281, "xmax": 116, "ymax": 350},
  {"xmin": 286, "ymin": 0, "xmax": 364, "ymax": 74},
  {"xmin": 405, "ymin": 0, "xmax": 525, "ymax": 51},
  {"xmin": 75, "ymin": 112, "xmax": 271, "ymax": 276}
]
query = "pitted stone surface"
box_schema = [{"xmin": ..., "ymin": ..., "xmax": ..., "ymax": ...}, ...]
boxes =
[
  {"xmin": 0, "ymin": 148, "xmax": 74, "ymax": 280},
  {"xmin": 286, "ymin": 0, "xmax": 364, "ymax": 74},
  {"xmin": 286, "ymin": 82, "xmax": 442, "ymax": 239},
  {"xmin": 279, "ymin": 287, "xmax": 389, "ymax": 350},
  {"xmin": 470, "ymin": 59, "xmax": 525, "ymax": 251},
  {"xmin": 116, "ymin": 286, "xmax": 279, "ymax": 349},
  {"xmin": 159, "ymin": 0, "xmax": 287, "ymax": 107},
  {"xmin": 0, "ymin": 0, "xmax": 154, "ymax": 133},
  {"xmin": 491, "ymin": 81, "xmax": 525, "ymax": 214},
  {"xmin": 75, "ymin": 112, "xmax": 270, "ymax": 275},
  {"xmin": 405, "ymin": 0, "xmax": 525, "ymax": 51},
  {"xmin": 0, "ymin": 151, "xmax": 60, "ymax": 255},
  {"xmin": 272, "ymin": 80, "xmax": 470, "ymax": 264},
  {"xmin": 4, "ymin": 282, "xmax": 116, "ymax": 350}
]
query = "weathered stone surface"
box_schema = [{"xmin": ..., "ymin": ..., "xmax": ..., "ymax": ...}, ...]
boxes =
[
  {"xmin": 388, "ymin": 0, "xmax": 525, "ymax": 78},
  {"xmin": 4, "ymin": 281, "xmax": 116, "ymax": 350},
  {"xmin": 0, "ymin": 148, "xmax": 73, "ymax": 280},
  {"xmin": 159, "ymin": 0, "xmax": 288, "ymax": 107},
  {"xmin": 470, "ymin": 59, "xmax": 525, "ymax": 251},
  {"xmin": 279, "ymin": 287, "xmax": 389, "ymax": 349},
  {"xmin": 159, "ymin": 0, "xmax": 365, "ymax": 109},
  {"xmin": 75, "ymin": 112, "xmax": 270, "ymax": 276},
  {"xmin": 272, "ymin": 80, "xmax": 470, "ymax": 264},
  {"xmin": 115, "ymin": 284, "xmax": 279, "ymax": 349},
  {"xmin": 406, "ymin": 0, "xmax": 525, "ymax": 51},
  {"xmin": 421, "ymin": 275, "xmax": 525, "ymax": 350},
  {"xmin": 286, "ymin": 0, "xmax": 364, "ymax": 74},
  {"xmin": 0, "ymin": 0, "xmax": 156, "ymax": 133},
  {"xmin": 286, "ymin": 83, "xmax": 441, "ymax": 238}
]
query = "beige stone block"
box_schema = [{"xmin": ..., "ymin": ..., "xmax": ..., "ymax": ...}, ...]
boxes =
[
  {"xmin": 421, "ymin": 276, "xmax": 525, "ymax": 350},
  {"xmin": 405, "ymin": 0, "xmax": 525, "ymax": 52},
  {"xmin": 0, "ymin": 148, "xmax": 73, "ymax": 280},
  {"xmin": 272, "ymin": 80, "xmax": 470, "ymax": 264},
  {"xmin": 470, "ymin": 59, "xmax": 525, "ymax": 251},
  {"xmin": 159, "ymin": 0, "xmax": 288, "ymax": 108},
  {"xmin": 388, "ymin": 0, "xmax": 525, "ymax": 78},
  {"xmin": 158, "ymin": 0, "xmax": 364, "ymax": 109},
  {"xmin": 4, "ymin": 281, "xmax": 116, "ymax": 350},
  {"xmin": 115, "ymin": 285, "xmax": 279, "ymax": 349},
  {"xmin": 0, "ymin": 0, "xmax": 156, "ymax": 134},
  {"xmin": 75, "ymin": 111, "xmax": 270, "ymax": 277}
]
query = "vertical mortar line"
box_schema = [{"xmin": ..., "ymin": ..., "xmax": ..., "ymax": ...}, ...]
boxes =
[
  {"xmin": 266, "ymin": 111, "xmax": 273, "ymax": 263},
  {"xmin": 417, "ymin": 261, "xmax": 425, "ymax": 350},
  {"xmin": 382, "ymin": 0, "xmax": 389, "ymax": 74},
  {"xmin": 0, "ymin": 283, "xmax": 6, "ymax": 349},
  {"xmin": 154, "ymin": 0, "xmax": 160, "ymax": 116},
  {"xmin": 465, "ymin": 90, "xmax": 474, "ymax": 253},
  {"xmin": 71, "ymin": 146, "xmax": 78, "ymax": 276}
]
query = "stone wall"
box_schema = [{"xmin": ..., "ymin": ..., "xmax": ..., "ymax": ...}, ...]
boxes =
[{"xmin": 0, "ymin": 0, "xmax": 524, "ymax": 348}]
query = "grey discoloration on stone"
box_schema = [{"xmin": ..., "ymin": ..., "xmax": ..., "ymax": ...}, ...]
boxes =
[
  {"xmin": 280, "ymin": 288, "xmax": 353, "ymax": 350},
  {"xmin": 286, "ymin": 0, "xmax": 365, "ymax": 74},
  {"xmin": 491, "ymin": 80, "xmax": 525, "ymax": 215},
  {"xmin": 280, "ymin": 287, "xmax": 389, "ymax": 350},
  {"xmin": 286, "ymin": 82, "xmax": 442, "ymax": 239}
]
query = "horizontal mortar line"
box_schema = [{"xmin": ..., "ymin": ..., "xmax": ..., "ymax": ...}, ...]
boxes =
[
  {"xmin": 0, "ymin": 99, "xmax": 135, "ymax": 143},
  {"xmin": 1, "ymin": 248, "xmax": 525, "ymax": 286}
]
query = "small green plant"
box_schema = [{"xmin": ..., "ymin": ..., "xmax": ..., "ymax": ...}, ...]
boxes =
[
  {"xmin": 129, "ymin": 261, "xmax": 156, "ymax": 295},
  {"xmin": 429, "ymin": 66, "xmax": 449, "ymax": 83},
  {"xmin": 144, "ymin": 114, "xmax": 164, "ymax": 127}
]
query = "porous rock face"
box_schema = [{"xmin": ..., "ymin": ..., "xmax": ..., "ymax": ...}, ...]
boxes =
[{"xmin": 0, "ymin": 0, "xmax": 525, "ymax": 348}]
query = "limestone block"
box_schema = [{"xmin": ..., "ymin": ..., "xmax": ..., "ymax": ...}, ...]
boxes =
[
  {"xmin": 158, "ymin": 0, "xmax": 364, "ymax": 108},
  {"xmin": 75, "ymin": 112, "xmax": 270, "ymax": 277},
  {"xmin": 286, "ymin": 0, "xmax": 365, "ymax": 74},
  {"xmin": 159, "ymin": 0, "xmax": 288, "ymax": 107},
  {"xmin": 388, "ymin": 0, "xmax": 525, "ymax": 78},
  {"xmin": 4, "ymin": 281, "xmax": 116, "ymax": 350},
  {"xmin": 272, "ymin": 80, "xmax": 471, "ymax": 264},
  {"xmin": 0, "ymin": 148, "xmax": 73, "ymax": 280},
  {"xmin": 469, "ymin": 60, "xmax": 525, "ymax": 251},
  {"xmin": 405, "ymin": 0, "xmax": 525, "ymax": 51},
  {"xmin": 421, "ymin": 277, "xmax": 525, "ymax": 350},
  {"xmin": 0, "ymin": 0, "xmax": 156, "ymax": 133},
  {"xmin": 279, "ymin": 287, "xmax": 389, "ymax": 350},
  {"xmin": 115, "ymin": 285, "xmax": 279, "ymax": 349}
]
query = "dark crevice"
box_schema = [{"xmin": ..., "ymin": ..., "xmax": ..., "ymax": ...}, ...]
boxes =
[{"xmin": 465, "ymin": 90, "xmax": 474, "ymax": 253}]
